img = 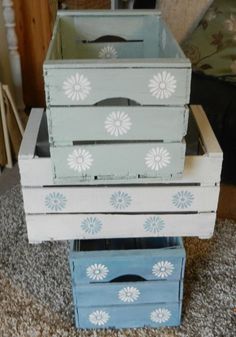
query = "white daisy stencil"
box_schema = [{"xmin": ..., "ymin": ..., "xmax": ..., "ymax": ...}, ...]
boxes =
[
  {"xmin": 118, "ymin": 286, "xmax": 140, "ymax": 303},
  {"xmin": 89, "ymin": 310, "xmax": 110, "ymax": 326},
  {"xmin": 63, "ymin": 73, "xmax": 91, "ymax": 101},
  {"xmin": 98, "ymin": 45, "xmax": 118, "ymax": 59},
  {"xmin": 67, "ymin": 148, "xmax": 93, "ymax": 172},
  {"xmin": 149, "ymin": 71, "xmax": 177, "ymax": 99},
  {"xmin": 104, "ymin": 111, "xmax": 132, "ymax": 137},
  {"xmin": 150, "ymin": 308, "xmax": 171, "ymax": 323},
  {"xmin": 145, "ymin": 147, "xmax": 171, "ymax": 171},
  {"xmin": 172, "ymin": 190, "xmax": 194, "ymax": 209},
  {"xmin": 86, "ymin": 263, "xmax": 109, "ymax": 281},
  {"xmin": 152, "ymin": 261, "xmax": 175, "ymax": 278}
]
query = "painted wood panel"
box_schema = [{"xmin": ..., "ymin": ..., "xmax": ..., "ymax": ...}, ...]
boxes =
[
  {"xmin": 70, "ymin": 241, "xmax": 185, "ymax": 284},
  {"xmin": 51, "ymin": 142, "xmax": 185, "ymax": 183},
  {"xmin": 18, "ymin": 106, "xmax": 222, "ymax": 187},
  {"xmin": 44, "ymin": 67, "xmax": 191, "ymax": 106},
  {"xmin": 74, "ymin": 302, "xmax": 181, "ymax": 329},
  {"xmin": 73, "ymin": 280, "xmax": 181, "ymax": 306},
  {"xmin": 25, "ymin": 212, "xmax": 216, "ymax": 243},
  {"xmin": 22, "ymin": 185, "xmax": 219, "ymax": 213},
  {"xmin": 48, "ymin": 106, "xmax": 188, "ymax": 143}
]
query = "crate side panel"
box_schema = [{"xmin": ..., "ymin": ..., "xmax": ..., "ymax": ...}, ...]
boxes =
[
  {"xmin": 51, "ymin": 142, "xmax": 185, "ymax": 182},
  {"xmin": 23, "ymin": 185, "xmax": 220, "ymax": 213},
  {"xmin": 26, "ymin": 212, "xmax": 216, "ymax": 243},
  {"xmin": 76, "ymin": 302, "xmax": 181, "ymax": 329},
  {"xmin": 45, "ymin": 67, "xmax": 191, "ymax": 106},
  {"xmin": 74, "ymin": 281, "xmax": 181, "ymax": 306},
  {"xmin": 49, "ymin": 106, "xmax": 188, "ymax": 142}
]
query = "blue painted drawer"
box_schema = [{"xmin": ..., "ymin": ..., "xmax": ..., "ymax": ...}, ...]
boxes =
[
  {"xmin": 74, "ymin": 302, "xmax": 182, "ymax": 329},
  {"xmin": 70, "ymin": 237, "xmax": 185, "ymax": 284},
  {"xmin": 69, "ymin": 237, "xmax": 185, "ymax": 329},
  {"xmin": 44, "ymin": 11, "xmax": 191, "ymax": 107},
  {"xmin": 73, "ymin": 280, "xmax": 183, "ymax": 306}
]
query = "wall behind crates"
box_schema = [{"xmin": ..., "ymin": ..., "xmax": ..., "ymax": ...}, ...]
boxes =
[{"xmin": 159, "ymin": 0, "xmax": 213, "ymax": 42}]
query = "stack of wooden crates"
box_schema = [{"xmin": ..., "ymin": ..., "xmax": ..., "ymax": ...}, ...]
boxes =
[{"xmin": 19, "ymin": 11, "xmax": 223, "ymax": 329}]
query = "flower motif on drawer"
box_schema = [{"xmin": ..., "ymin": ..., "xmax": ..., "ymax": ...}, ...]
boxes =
[
  {"xmin": 118, "ymin": 286, "xmax": 140, "ymax": 303},
  {"xmin": 172, "ymin": 190, "xmax": 194, "ymax": 209},
  {"xmin": 150, "ymin": 308, "xmax": 171, "ymax": 323},
  {"xmin": 143, "ymin": 216, "xmax": 165, "ymax": 234},
  {"xmin": 98, "ymin": 45, "xmax": 118, "ymax": 59},
  {"xmin": 63, "ymin": 73, "xmax": 91, "ymax": 101},
  {"xmin": 67, "ymin": 148, "xmax": 93, "ymax": 172},
  {"xmin": 162, "ymin": 28, "xmax": 167, "ymax": 50},
  {"xmin": 89, "ymin": 310, "xmax": 110, "ymax": 326},
  {"xmin": 145, "ymin": 147, "xmax": 171, "ymax": 171},
  {"xmin": 80, "ymin": 217, "xmax": 103, "ymax": 235},
  {"xmin": 104, "ymin": 111, "xmax": 132, "ymax": 137},
  {"xmin": 152, "ymin": 261, "xmax": 174, "ymax": 279},
  {"xmin": 44, "ymin": 192, "xmax": 67, "ymax": 212},
  {"xmin": 149, "ymin": 71, "xmax": 177, "ymax": 99},
  {"xmin": 110, "ymin": 191, "xmax": 132, "ymax": 210},
  {"xmin": 86, "ymin": 263, "xmax": 109, "ymax": 281}
]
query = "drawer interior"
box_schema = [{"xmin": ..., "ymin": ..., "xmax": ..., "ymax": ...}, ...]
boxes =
[
  {"xmin": 46, "ymin": 13, "xmax": 185, "ymax": 61},
  {"xmin": 74, "ymin": 237, "xmax": 183, "ymax": 252}
]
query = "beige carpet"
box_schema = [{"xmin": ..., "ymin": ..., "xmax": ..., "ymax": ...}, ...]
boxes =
[{"xmin": 0, "ymin": 185, "xmax": 235, "ymax": 337}]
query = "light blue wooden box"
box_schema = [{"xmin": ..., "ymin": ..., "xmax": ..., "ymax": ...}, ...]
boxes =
[
  {"xmin": 69, "ymin": 237, "xmax": 186, "ymax": 329},
  {"xmin": 44, "ymin": 11, "xmax": 191, "ymax": 107}
]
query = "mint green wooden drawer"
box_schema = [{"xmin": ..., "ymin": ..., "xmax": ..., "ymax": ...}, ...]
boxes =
[
  {"xmin": 48, "ymin": 106, "xmax": 189, "ymax": 144},
  {"xmin": 44, "ymin": 11, "xmax": 191, "ymax": 106},
  {"xmin": 50, "ymin": 141, "xmax": 186, "ymax": 184}
]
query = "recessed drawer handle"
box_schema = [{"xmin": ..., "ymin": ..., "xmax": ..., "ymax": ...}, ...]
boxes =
[{"xmin": 110, "ymin": 274, "xmax": 146, "ymax": 283}]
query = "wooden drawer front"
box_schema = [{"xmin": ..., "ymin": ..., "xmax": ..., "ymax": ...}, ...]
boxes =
[
  {"xmin": 50, "ymin": 141, "xmax": 185, "ymax": 184},
  {"xmin": 48, "ymin": 106, "xmax": 188, "ymax": 143},
  {"xmin": 45, "ymin": 67, "xmax": 191, "ymax": 106},
  {"xmin": 73, "ymin": 281, "xmax": 182, "ymax": 306},
  {"xmin": 22, "ymin": 185, "xmax": 220, "ymax": 214},
  {"xmin": 26, "ymin": 212, "xmax": 216, "ymax": 242},
  {"xmin": 70, "ymin": 239, "xmax": 185, "ymax": 284},
  {"xmin": 74, "ymin": 302, "xmax": 182, "ymax": 329}
]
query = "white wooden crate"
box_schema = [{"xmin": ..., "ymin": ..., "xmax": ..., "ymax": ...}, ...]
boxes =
[{"xmin": 18, "ymin": 106, "xmax": 222, "ymax": 243}]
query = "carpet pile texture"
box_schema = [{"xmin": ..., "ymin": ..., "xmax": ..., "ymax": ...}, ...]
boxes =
[{"xmin": 0, "ymin": 185, "xmax": 235, "ymax": 337}]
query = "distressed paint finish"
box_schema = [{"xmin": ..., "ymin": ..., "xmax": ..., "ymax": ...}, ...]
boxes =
[
  {"xmin": 22, "ymin": 186, "xmax": 219, "ymax": 213},
  {"xmin": 18, "ymin": 107, "xmax": 222, "ymax": 242},
  {"xmin": 69, "ymin": 236, "xmax": 185, "ymax": 329},
  {"xmin": 44, "ymin": 12, "xmax": 191, "ymax": 106},
  {"xmin": 73, "ymin": 281, "xmax": 181, "ymax": 306},
  {"xmin": 18, "ymin": 106, "xmax": 222, "ymax": 186},
  {"xmin": 45, "ymin": 67, "xmax": 191, "ymax": 106},
  {"xmin": 70, "ymin": 237, "xmax": 185, "ymax": 284},
  {"xmin": 75, "ymin": 302, "xmax": 182, "ymax": 329},
  {"xmin": 48, "ymin": 106, "xmax": 189, "ymax": 143},
  {"xmin": 25, "ymin": 212, "xmax": 216, "ymax": 242},
  {"xmin": 51, "ymin": 142, "xmax": 186, "ymax": 183}
]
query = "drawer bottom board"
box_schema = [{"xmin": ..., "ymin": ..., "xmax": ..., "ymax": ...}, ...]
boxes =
[{"xmin": 74, "ymin": 302, "xmax": 182, "ymax": 329}]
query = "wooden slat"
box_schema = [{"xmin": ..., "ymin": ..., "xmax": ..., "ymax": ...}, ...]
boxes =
[
  {"xmin": 191, "ymin": 105, "xmax": 223, "ymax": 157},
  {"xmin": 49, "ymin": 106, "xmax": 188, "ymax": 143},
  {"xmin": 18, "ymin": 109, "xmax": 43, "ymax": 159},
  {"xmin": 26, "ymin": 212, "xmax": 216, "ymax": 242},
  {"xmin": 76, "ymin": 302, "xmax": 181, "ymax": 329},
  {"xmin": 22, "ymin": 185, "xmax": 220, "ymax": 213},
  {"xmin": 74, "ymin": 281, "xmax": 181, "ymax": 306}
]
